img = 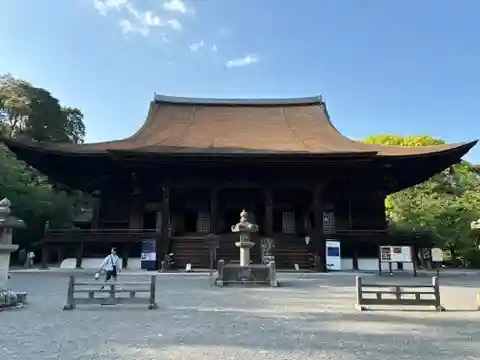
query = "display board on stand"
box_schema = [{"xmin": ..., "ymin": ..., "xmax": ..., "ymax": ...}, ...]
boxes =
[
  {"xmin": 141, "ymin": 238, "xmax": 156, "ymax": 270},
  {"xmin": 378, "ymin": 245, "xmax": 417, "ymax": 276},
  {"xmin": 326, "ymin": 240, "xmax": 342, "ymax": 271},
  {"xmin": 431, "ymin": 248, "xmax": 443, "ymax": 277}
]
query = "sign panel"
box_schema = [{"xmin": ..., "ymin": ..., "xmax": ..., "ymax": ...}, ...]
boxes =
[
  {"xmin": 431, "ymin": 248, "xmax": 444, "ymax": 262},
  {"xmin": 141, "ymin": 238, "xmax": 156, "ymax": 270},
  {"xmin": 326, "ymin": 240, "xmax": 342, "ymax": 271},
  {"xmin": 380, "ymin": 246, "xmax": 412, "ymax": 263}
]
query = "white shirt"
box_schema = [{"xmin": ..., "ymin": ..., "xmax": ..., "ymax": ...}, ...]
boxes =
[{"xmin": 99, "ymin": 254, "xmax": 121, "ymax": 271}]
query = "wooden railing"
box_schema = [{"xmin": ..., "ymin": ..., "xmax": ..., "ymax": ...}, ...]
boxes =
[
  {"xmin": 355, "ymin": 276, "xmax": 445, "ymax": 311},
  {"xmin": 43, "ymin": 229, "xmax": 160, "ymax": 243},
  {"xmin": 63, "ymin": 275, "xmax": 157, "ymax": 310}
]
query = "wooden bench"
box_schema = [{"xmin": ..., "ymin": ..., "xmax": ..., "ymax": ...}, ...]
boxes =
[
  {"xmin": 63, "ymin": 275, "xmax": 157, "ymax": 310},
  {"xmin": 355, "ymin": 276, "xmax": 445, "ymax": 311}
]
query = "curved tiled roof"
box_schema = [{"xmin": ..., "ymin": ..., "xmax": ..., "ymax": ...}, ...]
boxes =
[{"xmin": 1, "ymin": 95, "xmax": 478, "ymax": 158}]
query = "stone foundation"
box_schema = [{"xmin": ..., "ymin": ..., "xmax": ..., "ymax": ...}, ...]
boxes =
[{"xmin": 215, "ymin": 260, "xmax": 278, "ymax": 287}]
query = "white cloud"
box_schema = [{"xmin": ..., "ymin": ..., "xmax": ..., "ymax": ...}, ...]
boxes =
[
  {"xmin": 92, "ymin": 0, "xmax": 184, "ymax": 38},
  {"xmin": 225, "ymin": 54, "xmax": 259, "ymax": 68},
  {"xmin": 163, "ymin": 0, "xmax": 187, "ymax": 14},
  {"xmin": 167, "ymin": 19, "xmax": 182, "ymax": 30},
  {"xmin": 189, "ymin": 40, "xmax": 205, "ymax": 52},
  {"xmin": 118, "ymin": 18, "xmax": 149, "ymax": 36},
  {"xmin": 93, "ymin": 0, "xmax": 129, "ymax": 16},
  {"xmin": 218, "ymin": 28, "xmax": 231, "ymax": 38},
  {"xmin": 211, "ymin": 44, "xmax": 218, "ymax": 53}
]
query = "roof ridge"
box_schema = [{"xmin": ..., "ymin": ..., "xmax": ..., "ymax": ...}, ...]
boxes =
[{"xmin": 153, "ymin": 94, "xmax": 323, "ymax": 106}]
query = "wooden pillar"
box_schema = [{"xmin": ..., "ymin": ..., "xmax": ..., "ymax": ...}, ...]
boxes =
[
  {"xmin": 40, "ymin": 244, "xmax": 50, "ymax": 269},
  {"xmin": 57, "ymin": 246, "xmax": 65, "ymax": 265},
  {"xmin": 75, "ymin": 243, "xmax": 84, "ymax": 269},
  {"xmin": 122, "ymin": 244, "xmax": 130, "ymax": 269},
  {"xmin": 158, "ymin": 184, "xmax": 170, "ymax": 269},
  {"xmin": 210, "ymin": 187, "xmax": 220, "ymax": 233},
  {"xmin": 129, "ymin": 175, "xmax": 144, "ymax": 230},
  {"xmin": 91, "ymin": 192, "xmax": 101, "ymax": 229},
  {"xmin": 129, "ymin": 203, "xmax": 143, "ymax": 229},
  {"xmin": 352, "ymin": 245, "xmax": 359, "ymax": 270},
  {"xmin": 313, "ymin": 185, "xmax": 325, "ymax": 272},
  {"xmin": 347, "ymin": 193, "xmax": 359, "ymax": 270},
  {"xmin": 264, "ymin": 189, "xmax": 273, "ymax": 237}
]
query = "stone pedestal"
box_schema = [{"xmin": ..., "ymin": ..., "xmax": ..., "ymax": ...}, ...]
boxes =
[
  {"xmin": 0, "ymin": 244, "xmax": 18, "ymax": 288},
  {"xmin": 236, "ymin": 241, "xmax": 255, "ymax": 266}
]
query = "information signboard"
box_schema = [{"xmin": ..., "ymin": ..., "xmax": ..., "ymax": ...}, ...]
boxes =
[
  {"xmin": 141, "ymin": 238, "xmax": 156, "ymax": 270},
  {"xmin": 431, "ymin": 248, "xmax": 444, "ymax": 263},
  {"xmin": 326, "ymin": 240, "xmax": 341, "ymax": 271},
  {"xmin": 379, "ymin": 246, "xmax": 413, "ymax": 263}
]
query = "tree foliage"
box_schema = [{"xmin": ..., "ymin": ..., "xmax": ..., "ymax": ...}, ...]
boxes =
[
  {"xmin": 363, "ymin": 134, "xmax": 480, "ymax": 266},
  {"xmin": 0, "ymin": 74, "xmax": 85, "ymax": 143},
  {"xmin": 0, "ymin": 73, "xmax": 90, "ymax": 254}
]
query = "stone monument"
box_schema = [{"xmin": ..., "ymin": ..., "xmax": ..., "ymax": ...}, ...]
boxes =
[
  {"xmin": 216, "ymin": 210, "xmax": 277, "ymax": 287},
  {"xmin": 0, "ymin": 198, "xmax": 27, "ymax": 309}
]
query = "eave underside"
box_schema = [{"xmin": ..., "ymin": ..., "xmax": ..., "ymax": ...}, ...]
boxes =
[{"xmin": 3, "ymin": 140, "xmax": 473, "ymax": 195}]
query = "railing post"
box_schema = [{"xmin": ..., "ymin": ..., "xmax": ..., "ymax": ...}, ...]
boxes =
[
  {"xmin": 355, "ymin": 276, "xmax": 365, "ymax": 311},
  {"xmin": 216, "ymin": 260, "xmax": 225, "ymax": 286},
  {"xmin": 109, "ymin": 284, "xmax": 115, "ymax": 300},
  {"xmin": 148, "ymin": 275, "xmax": 157, "ymax": 310},
  {"xmin": 432, "ymin": 276, "xmax": 444, "ymax": 311},
  {"xmin": 269, "ymin": 261, "xmax": 277, "ymax": 287},
  {"xmin": 63, "ymin": 276, "xmax": 75, "ymax": 310}
]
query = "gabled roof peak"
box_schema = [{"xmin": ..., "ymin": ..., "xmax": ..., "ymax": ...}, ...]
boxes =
[{"xmin": 152, "ymin": 94, "xmax": 323, "ymax": 106}]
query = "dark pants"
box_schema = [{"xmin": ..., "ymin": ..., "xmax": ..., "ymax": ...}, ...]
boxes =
[{"xmin": 105, "ymin": 268, "xmax": 117, "ymax": 281}]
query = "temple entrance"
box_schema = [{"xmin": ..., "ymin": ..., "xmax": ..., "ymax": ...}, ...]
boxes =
[{"xmin": 219, "ymin": 188, "xmax": 265, "ymax": 234}]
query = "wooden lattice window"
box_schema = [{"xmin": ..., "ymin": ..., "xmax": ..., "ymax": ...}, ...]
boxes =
[
  {"xmin": 323, "ymin": 211, "xmax": 335, "ymax": 234},
  {"xmin": 196, "ymin": 210, "xmax": 211, "ymax": 233},
  {"xmin": 282, "ymin": 211, "xmax": 296, "ymax": 234}
]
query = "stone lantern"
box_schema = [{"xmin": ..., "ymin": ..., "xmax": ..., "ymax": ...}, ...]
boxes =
[
  {"xmin": 0, "ymin": 198, "xmax": 25, "ymax": 287},
  {"xmin": 0, "ymin": 198, "xmax": 27, "ymax": 308},
  {"xmin": 231, "ymin": 209, "xmax": 259, "ymax": 266},
  {"xmin": 215, "ymin": 209, "xmax": 277, "ymax": 287}
]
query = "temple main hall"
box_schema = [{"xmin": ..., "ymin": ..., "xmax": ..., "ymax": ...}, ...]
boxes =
[{"xmin": 2, "ymin": 95, "xmax": 477, "ymax": 271}]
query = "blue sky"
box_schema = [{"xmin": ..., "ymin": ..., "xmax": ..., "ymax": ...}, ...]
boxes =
[{"xmin": 0, "ymin": 0, "xmax": 479, "ymax": 162}]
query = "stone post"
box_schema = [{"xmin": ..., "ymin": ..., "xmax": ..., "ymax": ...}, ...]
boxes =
[{"xmin": 0, "ymin": 198, "xmax": 25, "ymax": 288}]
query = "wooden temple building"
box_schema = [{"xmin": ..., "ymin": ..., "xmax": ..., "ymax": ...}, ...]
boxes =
[{"xmin": 1, "ymin": 95, "xmax": 477, "ymax": 271}]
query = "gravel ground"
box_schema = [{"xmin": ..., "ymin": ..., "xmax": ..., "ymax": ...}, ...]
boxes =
[{"xmin": 1, "ymin": 272, "xmax": 480, "ymax": 360}]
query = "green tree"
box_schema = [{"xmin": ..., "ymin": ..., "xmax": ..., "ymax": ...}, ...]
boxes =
[
  {"xmin": 363, "ymin": 134, "xmax": 480, "ymax": 266},
  {"xmin": 0, "ymin": 74, "xmax": 91, "ymax": 255},
  {"xmin": 0, "ymin": 73, "xmax": 86, "ymax": 143},
  {"xmin": 0, "ymin": 74, "xmax": 31, "ymax": 138}
]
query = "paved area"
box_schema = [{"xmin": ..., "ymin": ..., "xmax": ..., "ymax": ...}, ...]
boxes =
[{"xmin": 2, "ymin": 272, "xmax": 480, "ymax": 359}]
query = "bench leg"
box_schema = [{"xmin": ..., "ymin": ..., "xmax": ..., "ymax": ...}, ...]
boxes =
[
  {"xmin": 355, "ymin": 304, "xmax": 366, "ymax": 311},
  {"xmin": 148, "ymin": 302, "xmax": 158, "ymax": 310},
  {"xmin": 63, "ymin": 303, "xmax": 75, "ymax": 311}
]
